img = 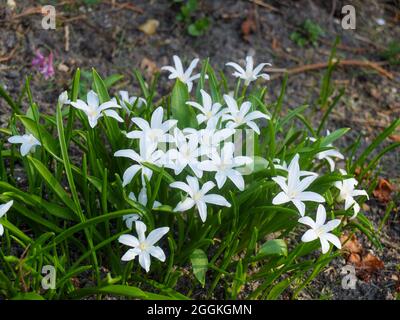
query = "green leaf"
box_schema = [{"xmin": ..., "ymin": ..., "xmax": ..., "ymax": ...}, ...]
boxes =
[
  {"xmin": 257, "ymin": 239, "xmax": 288, "ymax": 257},
  {"xmin": 0, "ymin": 84, "xmax": 19, "ymax": 113},
  {"xmin": 171, "ymin": 79, "xmax": 197, "ymax": 128},
  {"xmin": 92, "ymin": 68, "xmax": 110, "ymax": 103},
  {"xmin": 0, "ymin": 219, "xmax": 32, "ymax": 244},
  {"xmin": 0, "ymin": 181, "xmax": 76, "ymax": 221},
  {"xmin": 319, "ymin": 128, "xmax": 349, "ymax": 146},
  {"xmin": 11, "ymin": 292, "xmax": 45, "ymax": 300},
  {"xmin": 353, "ymin": 119, "xmax": 400, "ymax": 171},
  {"xmin": 28, "ymin": 157, "xmax": 77, "ymax": 214},
  {"xmin": 190, "ymin": 249, "xmax": 208, "ymax": 287},
  {"xmin": 69, "ymin": 285, "xmax": 175, "ymax": 300},
  {"xmin": 104, "ymin": 74, "xmax": 124, "ymax": 89}
]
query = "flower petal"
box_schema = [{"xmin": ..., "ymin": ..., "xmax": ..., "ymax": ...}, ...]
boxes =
[
  {"xmin": 146, "ymin": 227, "xmax": 169, "ymax": 246},
  {"xmin": 292, "ymin": 199, "xmax": 306, "ymax": 216},
  {"xmin": 323, "ymin": 233, "xmax": 342, "ymax": 250},
  {"xmin": 320, "ymin": 237, "xmax": 330, "ymax": 254},
  {"xmin": 296, "ymin": 191, "xmax": 325, "ymax": 203},
  {"xmin": 196, "ymin": 200, "xmax": 208, "ymax": 222},
  {"xmin": 121, "ymin": 248, "xmax": 140, "ymax": 261},
  {"xmin": 174, "ymin": 198, "xmax": 195, "ymax": 212},
  {"xmin": 272, "ymin": 191, "xmax": 290, "ymax": 205},
  {"xmin": 139, "ymin": 252, "xmax": 151, "ymax": 272},
  {"xmin": 148, "ymin": 246, "xmax": 166, "ymax": 262},
  {"xmin": 118, "ymin": 234, "xmax": 139, "ymax": 248},
  {"xmin": 301, "ymin": 229, "xmax": 318, "ymax": 242},
  {"xmin": 315, "ymin": 204, "xmax": 326, "ymax": 226},
  {"xmin": 203, "ymin": 194, "xmax": 231, "ymax": 207},
  {"xmin": 135, "ymin": 221, "xmax": 147, "ymax": 242}
]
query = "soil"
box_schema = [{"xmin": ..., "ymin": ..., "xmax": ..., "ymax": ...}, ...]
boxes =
[{"xmin": 0, "ymin": 0, "xmax": 399, "ymax": 300}]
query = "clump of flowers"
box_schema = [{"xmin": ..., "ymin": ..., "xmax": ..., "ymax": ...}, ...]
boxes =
[
  {"xmin": 32, "ymin": 49, "xmax": 55, "ymax": 79},
  {"xmin": 0, "ymin": 54, "xmax": 396, "ymax": 300}
]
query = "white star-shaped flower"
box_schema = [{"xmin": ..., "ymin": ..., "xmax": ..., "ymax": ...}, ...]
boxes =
[
  {"xmin": 161, "ymin": 55, "xmax": 201, "ymax": 92},
  {"xmin": 119, "ymin": 221, "xmax": 169, "ymax": 272},
  {"xmin": 222, "ymin": 94, "xmax": 270, "ymax": 134},
  {"xmin": 58, "ymin": 91, "xmax": 70, "ymax": 105},
  {"xmin": 163, "ymin": 128, "xmax": 204, "ymax": 178},
  {"xmin": 70, "ymin": 90, "xmax": 123, "ymax": 128},
  {"xmin": 170, "ymin": 176, "xmax": 231, "ymax": 222},
  {"xmin": 198, "ymin": 142, "xmax": 252, "ymax": 191},
  {"xmin": 118, "ymin": 90, "xmax": 146, "ymax": 114},
  {"xmin": 309, "ymin": 131, "xmax": 344, "ymax": 171},
  {"xmin": 272, "ymin": 158, "xmax": 317, "ymax": 177},
  {"xmin": 114, "ymin": 139, "xmax": 164, "ymax": 186},
  {"xmin": 334, "ymin": 169, "xmax": 369, "ymax": 219},
  {"xmin": 123, "ymin": 187, "xmax": 162, "ymax": 229},
  {"xmin": 272, "ymin": 154, "xmax": 325, "ymax": 216},
  {"xmin": 226, "ymin": 56, "xmax": 271, "ymax": 85},
  {"xmin": 126, "ymin": 106, "xmax": 177, "ymax": 145},
  {"xmin": 186, "ymin": 89, "xmax": 225, "ymax": 126},
  {"xmin": 298, "ymin": 204, "xmax": 342, "ymax": 254},
  {"xmin": 8, "ymin": 133, "xmax": 41, "ymax": 156}
]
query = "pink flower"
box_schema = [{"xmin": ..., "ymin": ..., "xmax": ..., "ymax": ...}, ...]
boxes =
[{"xmin": 32, "ymin": 50, "xmax": 55, "ymax": 79}]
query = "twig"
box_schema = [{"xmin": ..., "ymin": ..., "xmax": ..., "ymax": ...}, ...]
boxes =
[
  {"xmin": 269, "ymin": 60, "xmax": 394, "ymax": 80},
  {"xmin": 104, "ymin": 0, "xmax": 143, "ymax": 14},
  {"xmin": 64, "ymin": 25, "xmax": 70, "ymax": 52},
  {"xmin": 248, "ymin": 0, "xmax": 279, "ymax": 12},
  {"xmin": 0, "ymin": 46, "xmax": 18, "ymax": 63}
]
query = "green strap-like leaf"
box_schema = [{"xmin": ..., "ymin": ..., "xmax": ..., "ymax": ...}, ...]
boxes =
[{"xmin": 190, "ymin": 248, "xmax": 208, "ymax": 287}]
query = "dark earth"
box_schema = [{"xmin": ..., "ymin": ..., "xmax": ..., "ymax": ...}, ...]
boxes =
[{"xmin": 0, "ymin": 0, "xmax": 399, "ymax": 299}]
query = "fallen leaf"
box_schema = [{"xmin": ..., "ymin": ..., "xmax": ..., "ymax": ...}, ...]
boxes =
[
  {"xmin": 138, "ymin": 19, "xmax": 159, "ymax": 35},
  {"xmin": 272, "ymin": 37, "xmax": 279, "ymax": 51},
  {"xmin": 348, "ymin": 253, "xmax": 362, "ymax": 265},
  {"xmin": 340, "ymin": 234, "xmax": 384, "ymax": 282},
  {"xmin": 360, "ymin": 252, "xmax": 384, "ymax": 272},
  {"xmin": 341, "ymin": 234, "xmax": 363, "ymax": 255},
  {"xmin": 57, "ymin": 63, "xmax": 69, "ymax": 72},
  {"xmin": 241, "ymin": 14, "xmax": 256, "ymax": 42},
  {"xmin": 140, "ymin": 57, "xmax": 158, "ymax": 78},
  {"xmin": 373, "ymin": 178, "xmax": 395, "ymax": 203},
  {"xmin": 362, "ymin": 203, "xmax": 370, "ymax": 212},
  {"xmin": 389, "ymin": 134, "xmax": 400, "ymax": 142},
  {"xmin": 357, "ymin": 252, "xmax": 384, "ymax": 282}
]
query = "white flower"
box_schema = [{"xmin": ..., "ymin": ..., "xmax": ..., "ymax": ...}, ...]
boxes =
[
  {"xmin": 118, "ymin": 90, "xmax": 146, "ymax": 114},
  {"xmin": 184, "ymin": 127, "xmax": 235, "ymax": 158},
  {"xmin": 221, "ymin": 94, "xmax": 270, "ymax": 134},
  {"xmin": 8, "ymin": 133, "xmax": 41, "ymax": 156},
  {"xmin": 272, "ymin": 158, "xmax": 317, "ymax": 177},
  {"xmin": 226, "ymin": 56, "xmax": 271, "ymax": 85},
  {"xmin": 170, "ymin": 176, "xmax": 231, "ymax": 222},
  {"xmin": 119, "ymin": 221, "xmax": 169, "ymax": 272},
  {"xmin": 58, "ymin": 91, "xmax": 70, "ymax": 105},
  {"xmin": 298, "ymin": 204, "xmax": 341, "ymax": 254},
  {"xmin": 334, "ymin": 169, "xmax": 369, "ymax": 219},
  {"xmin": 123, "ymin": 187, "xmax": 162, "ymax": 229},
  {"xmin": 126, "ymin": 106, "xmax": 177, "ymax": 145},
  {"xmin": 198, "ymin": 142, "xmax": 252, "ymax": 191},
  {"xmin": 309, "ymin": 131, "xmax": 344, "ymax": 171},
  {"xmin": 114, "ymin": 139, "xmax": 164, "ymax": 186},
  {"xmin": 163, "ymin": 128, "xmax": 203, "ymax": 178},
  {"xmin": 70, "ymin": 90, "xmax": 123, "ymax": 128},
  {"xmin": 0, "ymin": 200, "xmax": 13, "ymax": 236},
  {"xmin": 129, "ymin": 187, "xmax": 162, "ymax": 209},
  {"xmin": 186, "ymin": 89, "xmax": 225, "ymax": 126},
  {"xmin": 122, "ymin": 213, "xmax": 140, "ymax": 230},
  {"xmin": 272, "ymin": 154, "xmax": 325, "ymax": 216},
  {"xmin": 161, "ymin": 55, "xmax": 201, "ymax": 92}
]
